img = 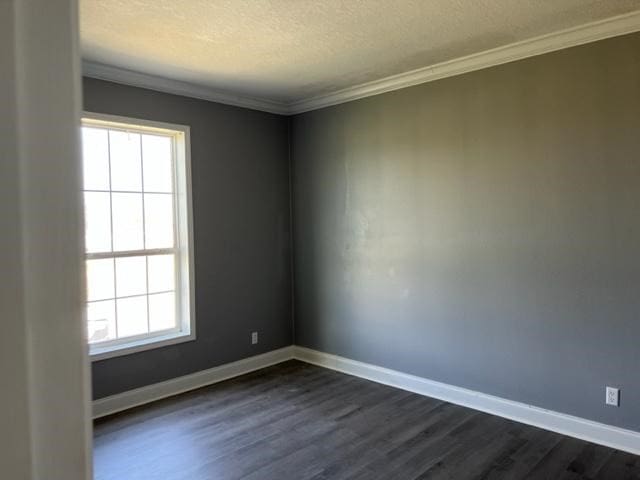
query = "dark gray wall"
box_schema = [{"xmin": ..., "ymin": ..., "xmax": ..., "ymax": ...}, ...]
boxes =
[
  {"xmin": 84, "ymin": 78, "xmax": 292, "ymax": 399},
  {"xmin": 291, "ymin": 33, "xmax": 640, "ymax": 430}
]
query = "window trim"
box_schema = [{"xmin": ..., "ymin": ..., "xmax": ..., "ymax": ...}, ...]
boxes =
[{"xmin": 82, "ymin": 112, "xmax": 196, "ymax": 362}]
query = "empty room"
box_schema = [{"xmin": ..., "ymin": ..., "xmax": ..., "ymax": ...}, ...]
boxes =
[{"xmin": 3, "ymin": 1, "xmax": 640, "ymax": 479}]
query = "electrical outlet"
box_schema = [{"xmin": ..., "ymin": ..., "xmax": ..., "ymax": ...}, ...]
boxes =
[
  {"xmin": 606, "ymin": 387, "xmax": 619, "ymax": 407},
  {"xmin": 251, "ymin": 331, "xmax": 258, "ymax": 345}
]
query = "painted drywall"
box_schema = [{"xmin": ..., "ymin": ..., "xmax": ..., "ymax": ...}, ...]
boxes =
[
  {"xmin": 84, "ymin": 78, "xmax": 292, "ymax": 399},
  {"xmin": 2, "ymin": 1, "xmax": 92, "ymax": 478},
  {"xmin": 291, "ymin": 32, "xmax": 640, "ymax": 431},
  {"xmin": 1, "ymin": 2, "xmax": 33, "ymax": 476}
]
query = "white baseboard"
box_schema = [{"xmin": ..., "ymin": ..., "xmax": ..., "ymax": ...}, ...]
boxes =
[
  {"xmin": 292, "ymin": 346, "xmax": 640, "ymax": 456},
  {"xmin": 92, "ymin": 344, "xmax": 640, "ymax": 456},
  {"xmin": 93, "ymin": 346, "xmax": 295, "ymax": 418}
]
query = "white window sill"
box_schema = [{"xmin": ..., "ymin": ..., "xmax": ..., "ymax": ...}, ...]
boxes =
[{"xmin": 90, "ymin": 331, "xmax": 196, "ymax": 362}]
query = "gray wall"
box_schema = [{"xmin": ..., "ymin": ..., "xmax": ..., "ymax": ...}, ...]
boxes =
[
  {"xmin": 84, "ymin": 78, "xmax": 292, "ymax": 399},
  {"xmin": 291, "ymin": 33, "xmax": 640, "ymax": 430}
]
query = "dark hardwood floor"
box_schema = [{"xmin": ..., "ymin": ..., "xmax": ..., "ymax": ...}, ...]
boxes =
[{"xmin": 94, "ymin": 360, "xmax": 639, "ymax": 480}]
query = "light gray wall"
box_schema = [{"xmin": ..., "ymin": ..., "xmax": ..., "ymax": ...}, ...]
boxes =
[
  {"xmin": 1, "ymin": 2, "xmax": 33, "ymax": 476},
  {"xmin": 84, "ymin": 78, "xmax": 292, "ymax": 399},
  {"xmin": 291, "ymin": 32, "xmax": 640, "ymax": 430},
  {"xmin": 2, "ymin": 1, "xmax": 92, "ymax": 478}
]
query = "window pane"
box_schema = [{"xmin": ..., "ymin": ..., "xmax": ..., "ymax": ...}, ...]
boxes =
[
  {"xmin": 112, "ymin": 193, "xmax": 144, "ymax": 251},
  {"xmin": 86, "ymin": 258, "xmax": 115, "ymax": 301},
  {"xmin": 87, "ymin": 300, "xmax": 116, "ymax": 343},
  {"xmin": 144, "ymin": 193, "xmax": 174, "ymax": 248},
  {"xmin": 116, "ymin": 296, "xmax": 148, "ymax": 338},
  {"xmin": 84, "ymin": 192, "xmax": 112, "ymax": 253},
  {"xmin": 142, "ymin": 134, "xmax": 173, "ymax": 193},
  {"xmin": 149, "ymin": 292, "xmax": 176, "ymax": 332},
  {"xmin": 109, "ymin": 130, "xmax": 142, "ymax": 191},
  {"xmin": 82, "ymin": 117, "xmax": 192, "ymax": 352},
  {"xmin": 115, "ymin": 256, "xmax": 147, "ymax": 297},
  {"xmin": 82, "ymin": 127, "xmax": 110, "ymax": 191},
  {"xmin": 147, "ymin": 254, "xmax": 175, "ymax": 293}
]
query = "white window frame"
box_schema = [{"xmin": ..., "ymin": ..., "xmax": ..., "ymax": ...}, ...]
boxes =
[{"xmin": 83, "ymin": 112, "xmax": 196, "ymax": 361}]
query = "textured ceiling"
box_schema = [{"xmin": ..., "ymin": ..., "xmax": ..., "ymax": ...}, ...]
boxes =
[{"xmin": 80, "ymin": 0, "xmax": 640, "ymax": 104}]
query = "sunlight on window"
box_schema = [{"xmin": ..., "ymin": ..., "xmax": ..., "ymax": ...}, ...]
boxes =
[{"xmin": 81, "ymin": 116, "xmax": 192, "ymax": 354}]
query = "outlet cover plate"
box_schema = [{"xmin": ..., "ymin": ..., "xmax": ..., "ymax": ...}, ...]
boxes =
[{"xmin": 606, "ymin": 387, "xmax": 619, "ymax": 406}]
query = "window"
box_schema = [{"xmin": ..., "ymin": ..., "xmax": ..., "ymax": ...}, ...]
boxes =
[{"xmin": 82, "ymin": 113, "xmax": 195, "ymax": 360}]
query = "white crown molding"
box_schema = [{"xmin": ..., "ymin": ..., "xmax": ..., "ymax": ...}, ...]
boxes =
[
  {"xmin": 82, "ymin": 61, "xmax": 290, "ymax": 115},
  {"xmin": 83, "ymin": 11, "xmax": 640, "ymax": 116},
  {"xmin": 288, "ymin": 10, "xmax": 640, "ymax": 114},
  {"xmin": 293, "ymin": 346, "xmax": 640, "ymax": 456},
  {"xmin": 92, "ymin": 346, "xmax": 294, "ymax": 418}
]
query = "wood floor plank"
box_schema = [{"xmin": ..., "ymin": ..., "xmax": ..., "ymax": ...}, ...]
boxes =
[
  {"xmin": 594, "ymin": 450, "xmax": 640, "ymax": 480},
  {"xmin": 94, "ymin": 360, "xmax": 639, "ymax": 480},
  {"xmin": 479, "ymin": 427, "xmax": 563, "ymax": 479}
]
